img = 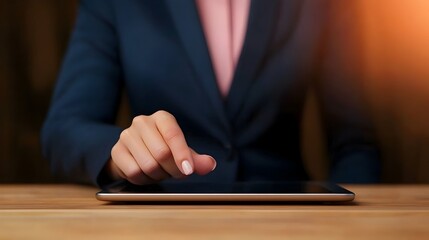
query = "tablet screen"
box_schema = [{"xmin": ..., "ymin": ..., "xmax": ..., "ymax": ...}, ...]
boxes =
[{"xmin": 96, "ymin": 181, "xmax": 355, "ymax": 202}]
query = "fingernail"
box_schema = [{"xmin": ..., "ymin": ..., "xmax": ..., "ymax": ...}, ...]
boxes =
[
  {"xmin": 210, "ymin": 157, "xmax": 217, "ymax": 171},
  {"xmin": 182, "ymin": 160, "xmax": 193, "ymax": 175}
]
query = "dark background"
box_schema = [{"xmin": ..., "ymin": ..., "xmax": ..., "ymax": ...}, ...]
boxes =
[{"xmin": 1, "ymin": 0, "xmax": 428, "ymax": 184}]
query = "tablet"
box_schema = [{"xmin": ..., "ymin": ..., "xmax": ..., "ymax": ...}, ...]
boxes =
[{"xmin": 95, "ymin": 181, "xmax": 355, "ymax": 203}]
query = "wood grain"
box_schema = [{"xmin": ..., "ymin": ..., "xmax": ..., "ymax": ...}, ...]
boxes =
[{"xmin": 0, "ymin": 184, "xmax": 428, "ymax": 239}]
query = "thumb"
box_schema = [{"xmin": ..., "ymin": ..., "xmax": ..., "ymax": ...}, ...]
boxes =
[{"xmin": 190, "ymin": 148, "xmax": 217, "ymax": 175}]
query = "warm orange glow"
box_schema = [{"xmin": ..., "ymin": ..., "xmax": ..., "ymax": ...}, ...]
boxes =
[
  {"xmin": 342, "ymin": 0, "xmax": 429, "ymax": 182},
  {"xmin": 356, "ymin": 0, "xmax": 429, "ymax": 136}
]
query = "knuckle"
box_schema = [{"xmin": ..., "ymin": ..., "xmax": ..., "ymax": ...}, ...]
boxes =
[
  {"xmin": 153, "ymin": 146, "xmax": 171, "ymax": 162},
  {"xmin": 119, "ymin": 128, "xmax": 131, "ymax": 140},
  {"xmin": 142, "ymin": 161, "xmax": 159, "ymax": 176},
  {"xmin": 110, "ymin": 144, "xmax": 119, "ymax": 157},
  {"xmin": 163, "ymin": 127, "xmax": 182, "ymax": 142},
  {"xmin": 110, "ymin": 142, "xmax": 125, "ymax": 160},
  {"xmin": 153, "ymin": 110, "xmax": 175, "ymax": 122},
  {"xmin": 131, "ymin": 115, "xmax": 147, "ymax": 126},
  {"xmin": 123, "ymin": 165, "xmax": 142, "ymax": 179},
  {"xmin": 153, "ymin": 110, "xmax": 169, "ymax": 117}
]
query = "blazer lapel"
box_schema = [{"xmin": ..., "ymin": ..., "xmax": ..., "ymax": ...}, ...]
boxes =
[
  {"xmin": 225, "ymin": 0, "xmax": 302, "ymax": 120},
  {"xmin": 164, "ymin": 0, "xmax": 302, "ymax": 128},
  {"xmin": 164, "ymin": 0, "xmax": 231, "ymax": 133}
]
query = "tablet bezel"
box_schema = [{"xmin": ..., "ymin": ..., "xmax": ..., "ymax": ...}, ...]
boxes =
[{"xmin": 95, "ymin": 181, "xmax": 355, "ymax": 203}]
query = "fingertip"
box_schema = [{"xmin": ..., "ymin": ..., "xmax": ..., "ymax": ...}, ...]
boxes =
[
  {"xmin": 210, "ymin": 156, "xmax": 217, "ymax": 171},
  {"xmin": 193, "ymin": 154, "xmax": 217, "ymax": 175},
  {"xmin": 181, "ymin": 160, "xmax": 194, "ymax": 175}
]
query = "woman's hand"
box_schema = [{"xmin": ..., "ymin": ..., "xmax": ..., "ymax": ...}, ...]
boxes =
[{"xmin": 106, "ymin": 110, "xmax": 217, "ymax": 185}]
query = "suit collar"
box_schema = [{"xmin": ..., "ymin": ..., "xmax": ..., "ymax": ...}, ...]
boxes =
[
  {"xmin": 225, "ymin": 0, "xmax": 280, "ymax": 119},
  {"xmin": 165, "ymin": 0, "xmax": 231, "ymax": 136},
  {"xmin": 165, "ymin": 0, "xmax": 301, "ymax": 126}
]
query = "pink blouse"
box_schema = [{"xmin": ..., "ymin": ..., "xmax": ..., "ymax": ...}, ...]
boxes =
[{"xmin": 195, "ymin": 0, "xmax": 251, "ymax": 96}]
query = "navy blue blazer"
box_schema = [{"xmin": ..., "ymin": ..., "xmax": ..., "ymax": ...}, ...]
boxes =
[{"xmin": 42, "ymin": 0, "xmax": 380, "ymax": 187}]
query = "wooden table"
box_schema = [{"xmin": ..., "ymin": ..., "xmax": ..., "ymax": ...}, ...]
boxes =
[{"xmin": 0, "ymin": 184, "xmax": 428, "ymax": 239}]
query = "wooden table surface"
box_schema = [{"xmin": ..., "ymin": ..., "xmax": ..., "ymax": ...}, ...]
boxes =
[{"xmin": 0, "ymin": 184, "xmax": 428, "ymax": 240}]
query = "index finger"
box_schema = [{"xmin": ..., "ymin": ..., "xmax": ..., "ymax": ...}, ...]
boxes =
[{"xmin": 153, "ymin": 111, "xmax": 194, "ymax": 176}]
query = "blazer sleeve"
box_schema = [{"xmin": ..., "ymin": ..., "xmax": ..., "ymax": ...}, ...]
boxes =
[
  {"xmin": 317, "ymin": 1, "xmax": 381, "ymax": 183},
  {"xmin": 41, "ymin": 0, "xmax": 123, "ymax": 187}
]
